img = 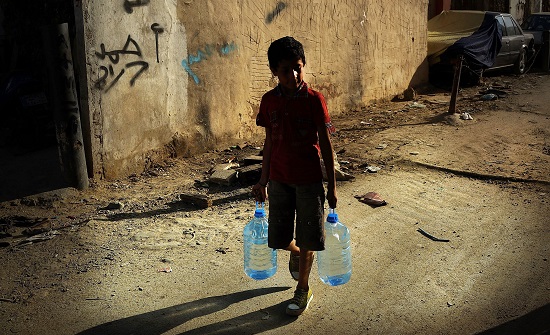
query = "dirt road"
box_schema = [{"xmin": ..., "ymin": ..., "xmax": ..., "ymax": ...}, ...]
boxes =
[{"xmin": 0, "ymin": 72, "xmax": 549, "ymax": 335}]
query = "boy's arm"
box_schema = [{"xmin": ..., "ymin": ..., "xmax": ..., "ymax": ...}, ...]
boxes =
[
  {"xmin": 318, "ymin": 125, "xmax": 337, "ymax": 209},
  {"xmin": 252, "ymin": 127, "xmax": 272, "ymax": 203}
]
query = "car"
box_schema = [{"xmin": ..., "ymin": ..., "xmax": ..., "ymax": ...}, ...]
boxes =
[
  {"xmin": 493, "ymin": 13, "xmax": 535, "ymax": 74},
  {"xmin": 428, "ymin": 11, "xmax": 535, "ymax": 86},
  {"xmin": 521, "ymin": 12, "xmax": 550, "ymax": 47}
]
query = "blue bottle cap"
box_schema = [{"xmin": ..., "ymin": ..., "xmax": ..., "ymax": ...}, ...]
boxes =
[
  {"xmin": 327, "ymin": 208, "xmax": 338, "ymax": 223},
  {"xmin": 254, "ymin": 207, "xmax": 266, "ymax": 218},
  {"xmin": 254, "ymin": 202, "xmax": 266, "ymax": 218}
]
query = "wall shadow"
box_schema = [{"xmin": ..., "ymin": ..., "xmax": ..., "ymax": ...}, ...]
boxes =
[
  {"xmin": 76, "ymin": 287, "xmax": 294, "ymax": 335},
  {"xmin": 475, "ymin": 303, "xmax": 550, "ymax": 335}
]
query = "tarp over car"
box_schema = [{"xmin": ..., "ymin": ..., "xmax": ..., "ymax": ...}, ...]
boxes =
[{"xmin": 428, "ymin": 10, "xmax": 502, "ymax": 69}]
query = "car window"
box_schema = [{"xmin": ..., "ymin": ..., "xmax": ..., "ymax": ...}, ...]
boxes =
[
  {"xmin": 524, "ymin": 15, "xmax": 550, "ymax": 30},
  {"xmin": 502, "ymin": 16, "xmax": 518, "ymax": 36},
  {"xmin": 496, "ymin": 16, "xmax": 506, "ymax": 36},
  {"xmin": 511, "ymin": 19, "xmax": 522, "ymax": 35},
  {"xmin": 523, "ymin": 16, "xmax": 535, "ymax": 29}
]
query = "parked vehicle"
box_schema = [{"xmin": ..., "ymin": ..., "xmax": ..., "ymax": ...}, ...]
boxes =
[
  {"xmin": 428, "ymin": 11, "xmax": 535, "ymax": 86},
  {"xmin": 522, "ymin": 12, "xmax": 550, "ymax": 47}
]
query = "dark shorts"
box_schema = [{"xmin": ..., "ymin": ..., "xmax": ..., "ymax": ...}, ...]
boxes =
[{"xmin": 267, "ymin": 180, "xmax": 325, "ymax": 251}]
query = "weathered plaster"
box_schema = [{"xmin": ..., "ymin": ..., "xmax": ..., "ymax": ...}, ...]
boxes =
[{"xmin": 79, "ymin": 0, "xmax": 429, "ymax": 179}]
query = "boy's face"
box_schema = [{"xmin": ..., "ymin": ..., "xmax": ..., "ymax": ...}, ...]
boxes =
[{"xmin": 271, "ymin": 57, "xmax": 304, "ymax": 94}]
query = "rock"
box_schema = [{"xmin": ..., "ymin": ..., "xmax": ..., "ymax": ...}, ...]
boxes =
[
  {"xmin": 179, "ymin": 193, "xmax": 212, "ymax": 208},
  {"xmin": 102, "ymin": 202, "xmax": 124, "ymax": 210}
]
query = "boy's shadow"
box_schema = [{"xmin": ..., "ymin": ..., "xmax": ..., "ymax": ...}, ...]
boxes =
[{"xmin": 76, "ymin": 287, "xmax": 294, "ymax": 335}]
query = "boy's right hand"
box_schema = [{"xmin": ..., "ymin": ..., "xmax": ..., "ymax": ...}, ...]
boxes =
[{"xmin": 251, "ymin": 182, "xmax": 267, "ymax": 203}]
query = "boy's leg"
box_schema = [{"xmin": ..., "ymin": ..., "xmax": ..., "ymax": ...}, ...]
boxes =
[
  {"xmin": 286, "ymin": 182, "xmax": 324, "ymax": 316},
  {"xmin": 297, "ymin": 248, "xmax": 314, "ymax": 290},
  {"xmin": 286, "ymin": 247, "xmax": 314, "ymax": 316},
  {"xmin": 285, "ymin": 240, "xmax": 300, "ymax": 280}
]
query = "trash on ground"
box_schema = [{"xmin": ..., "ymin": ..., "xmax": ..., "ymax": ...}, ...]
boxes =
[
  {"xmin": 20, "ymin": 230, "xmax": 60, "ymax": 244},
  {"xmin": 408, "ymin": 102, "xmax": 426, "ymax": 108},
  {"xmin": 410, "ymin": 151, "xmax": 420, "ymax": 155},
  {"xmin": 365, "ymin": 166, "xmax": 381, "ymax": 173},
  {"xmin": 460, "ymin": 112, "xmax": 473, "ymax": 120},
  {"xmin": 480, "ymin": 93, "xmax": 498, "ymax": 101},
  {"xmin": 480, "ymin": 88, "xmax": 507, "ymax": 98},
  {"xmin": 417, "ymin": 228, "xmax": 449, "ymax": 242},
  {"xmin": 157, "ymin": 266, "xmax": 172, "ymax": 273},
  {"xmin": 376, "ymin": 144, "xmax": 387, "ymax": 150},
  {"xmin": 355, "ymin": 192, "xmax": 387, "ymax": 207}
]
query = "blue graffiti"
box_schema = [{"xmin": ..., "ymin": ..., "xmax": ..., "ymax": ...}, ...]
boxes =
[{"xmin": 182, "ymin": 42, "xmax": 237, "ymax": 84}]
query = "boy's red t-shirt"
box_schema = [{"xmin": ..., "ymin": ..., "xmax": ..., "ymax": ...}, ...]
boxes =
[{"xmin": 256, "ymin": 82, "xmax": 335, "ymax": 185}]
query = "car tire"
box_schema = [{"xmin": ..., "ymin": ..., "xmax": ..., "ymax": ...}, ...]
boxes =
[{"xmin": 514, "ymin": 48, "xmax": 526, "ymax": 75}]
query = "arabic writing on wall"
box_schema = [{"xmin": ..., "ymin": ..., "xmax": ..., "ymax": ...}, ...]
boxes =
[
  {"xmin": 123, "ymin": 0, "xmax": 150, "ymax": 14},
  {"xmin": 93, "ymin": 35, "xmax": 149, "ymax": 93}
]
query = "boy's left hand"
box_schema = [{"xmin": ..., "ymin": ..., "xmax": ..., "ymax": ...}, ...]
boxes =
[
  {"xmin": 327, "ymin": 188, "xmax": 337, "ymax": 209},
  {"xmin": 251, "ymin": 183, "xmax": 267, "ymax": 203}
]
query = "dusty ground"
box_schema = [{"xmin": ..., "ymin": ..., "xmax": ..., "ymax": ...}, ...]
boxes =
[{"xmin": 0, "ymin": 71, "xmax": 549, "ymax": 335}]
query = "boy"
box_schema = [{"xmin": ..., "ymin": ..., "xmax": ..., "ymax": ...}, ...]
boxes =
[{"xmin": 251, "ymin": 36, "xmax": 337, "ymax": 316}]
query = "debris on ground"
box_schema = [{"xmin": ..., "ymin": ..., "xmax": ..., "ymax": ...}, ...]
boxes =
[
  {"xmin": 417, "ymin": 228, "xmax": 449, "ymax": 242},
  {"xmin": 157, "ymin": 266, "xmax": 172, "ymax": 273},
  {"xmin": 460, "ymin": 112, "xmax": 473, "ymax": 120},
  {"xmin": 354, "ymin": 192, "xmax": 387, "ymax": 207},
  {"xmin": 480, "ymin": 93, "xmax": 498, "ymax": 101},
  {"xmin": 408, "ymin": 102, "xmax": 426, "ymax": 108},
  {"xmin": 20, "ymin": 230, "xmax": 61, "ymax": 245},
  {"xmin": 365, "ymin": 166, "xmax": 381, "ymax": 173}
]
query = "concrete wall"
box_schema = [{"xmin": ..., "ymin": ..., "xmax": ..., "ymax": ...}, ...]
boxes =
[{"xmin": 79, "ymin": 0, "xmax": 429, "ymax": 179}]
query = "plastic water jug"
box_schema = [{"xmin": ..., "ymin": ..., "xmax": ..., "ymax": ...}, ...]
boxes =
[
  {"xmin": 317, "ymin": 208, "xmax": 352, "ymax": 286},
  {"xmin": 243, "ymin": 202, "xmax": 277, "ymax": 280}
]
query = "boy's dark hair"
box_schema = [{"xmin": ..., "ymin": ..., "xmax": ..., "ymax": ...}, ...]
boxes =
[{"xmin": 267, "ymin": 36, "xmax": 306, "ymax": 69}]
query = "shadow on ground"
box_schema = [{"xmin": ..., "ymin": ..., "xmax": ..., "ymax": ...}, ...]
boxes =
[
  {"xmin": 76, "ymin": 287, "xmax": 294, "ymax": 335},
  {"xmin": 475, "ymin": 303, "xmax": 550, "ymax": 335}
]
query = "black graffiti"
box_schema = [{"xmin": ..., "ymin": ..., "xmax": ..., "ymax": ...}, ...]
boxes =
[
  {"xmin": 94, "ymin": 35, "xmax": 149, "ymax": 92},
  {"xmin": 95, "ymin": 35, "xmax": 142, "ymax": 64},
  {"xmin": 124, "ymin": 0, "xmax": 150, "ymax": 14},
  {"xmin": 150, "ymin": 23, "xmax": 164, "ymax": 63},
  {"xmin": 266, "ymin": 2, "xmax": 287, "ymax": 24}
]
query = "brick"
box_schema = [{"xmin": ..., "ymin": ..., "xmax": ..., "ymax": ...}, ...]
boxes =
[{"xmin": 208, "ymin": 168, "xmax": 237, "ymax": 186}]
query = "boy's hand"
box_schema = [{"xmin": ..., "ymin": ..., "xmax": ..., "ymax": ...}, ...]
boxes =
[{"xmin": 251, "ymin": 182, "xmax": 267, "ymax": 203}]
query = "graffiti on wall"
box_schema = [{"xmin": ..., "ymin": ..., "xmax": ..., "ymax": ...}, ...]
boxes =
[
  {"xmin": 266, "ymin": 2, "xmax": 287, "ymax": 24},
  {"xmin": 123, "ymin": 0, "xmax": 150, "ymax": 14},
  {"xmin": 94, "ymin": 35, "xmax": 149, "ymax": 93},
  {"xmin": 181, "ymin": 41, "xmax": 237, "ymax": 84},
  {"xmin": 150, "ymin": 23, "xmax": 164, "ymax": 63}
]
